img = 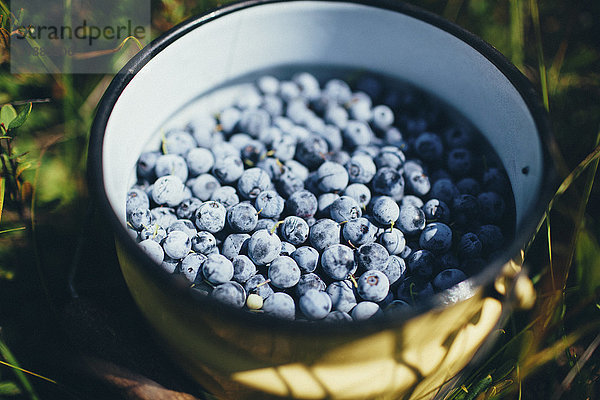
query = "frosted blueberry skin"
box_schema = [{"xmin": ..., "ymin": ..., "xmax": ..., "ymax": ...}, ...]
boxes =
[
  {"xmin": 356, "ymin": 243, "xmax": 389, "ymax": 272},
  {"xmin": 247, "ymin": 229, "xmax": 281, "ymax": 266},
  {"xmin": 212, "ymin": 155, "xmax": 244, "ymax": 184},
  {"xmin": 309, "ymin": 219, "xmax": 341, "ymax": 252},
  {"xmin": 237, "ymin": 167, "xmax": 272, "ymax": 200},
  {"xmin": 202, "ymin": 253, "xmax": 234, "ymax": 284},
  {"xmin": 343, "ymin": 183, "xmax": 371, "ymax": 209},
  {"xmin": 291, "ymin": 246, "xmax": 319, "ymax": 273},
  {"xmin": 419, "ymin": 222, "xmax": 453, "ymax": 254},
  {"xmin": 194, "ymin": 201, "xmax": 227, "ymax": 233},
  {"xmin": 317, "ymin": 193, "xmax": 340, "ymax": 217},
  {"xmin": 136, "ymin": 151, "xmax": 160, "ymax": 182},
  {"xmin": 152, "ymin": 175, "xmax": 185, "ymax": 207},
  {"xmin": 433, "ymin": 269, "xmax": 468, "ymax": 291},
  {"xmin": 326, "ymin": 280, "xmax": 357, "ymax": 313},
  {"xmin": 211, "ymin": 281, "xmax": 247, "ymax": 309},
  {"xmin": 263, "ymin": 292, "xmax": 296, "ymax": 320},
  {"xmin": 240, "ymin": 140, "xmax": 267, "ymax": 166},
  {"xmin": 299, "ymin": 289, "xmax": 332, "ymax": 320},
  {"xmin": 296, "ymin": 273, "xmax": 327, "ymax": 297},
  {"xmin": 186, "ymin": 147, "xmax": 215, "ymax": 177},
  {"xmin": 177, "ymin": 197, "xmax": 203, "ymax": 220},
  {"xmin": 458, "ymin": 232, "xmax": 483, "ymax": 259},
  {"xmin": 279, "ymin": 241, "xmax": 297, "ymax": 257},
  {"xmin": 316, "ymin": 161, "xmax": 349, "ymax": 193},
  {"xmin": 162, "ymin": 230, "xmax": 192, "ymax": 260},
  {"xmin": 373, "ymin": 255, "xmax": 406, "ymax": 286},
  {"xmin": 190, "ymin": 174, "xmax": 221, "ymax": 201},
  {"xmin": 378, "ymin": 228, "xmax": 406, "ymax": 255},
  {"xmin": 343, "ymin": 217, "xmax": 378, "ymax": 247},
  {"xmin": 371, "ymin": 196, "xmax": 400, "ymax": 226},
  {"xmin": 150, "ymin": 207, "xmax": 178, "ymax": 229},
  {"xmin": 276, "ymin": 167, "xmax": 304, "ymax": 198},
  {"xmin": 138, "ymin": 239, "xmax": 164, "ymax": 265},
  {"xmin": 232, "ymin": 255, "xmax": 256, "ymax": 284},
  {"xmin": 211, "ymin": 186, "xmax": 240, "ymax": 210},
  {"xmin": 406, "ymin": 170, "xmax": 431, "ymax": 197},
  {"xmin": 167, "ymin": 219, "xmax": 197, "ymax": 238},
  {"xmin": 160, "ymin": 256, "xmax": 179, "ymax": 274},
  {"xmin": 256, "ymin": 157, "xmax": 284, "ymax": 181},
  {"xmin": 295, "ymin": 135, "xmax": 328, "ymax": 169},
  {"xmin": 357, "ymin": 270, "xmax": 390, "ymax": 302},
  {"xmin": 346, "ymin": 153, "xmax": 377, "ymax": 184},
  {"xmin": 371, "ymin": 105, "xmax": 395, "ymax": 131},
  {"xmin": 127, "ymin": 207, "xmax": 153, "ymax": 231},
  {"xmin": 180, "ymin": 253, "xmax": 206, "ymax": 283},
  {"xmin": 191, "ymin": 231, "xmax": 217, "ymax": 255},
  {"xmin": 280, "ymin": 216, "xmax": 310, "ymax": 246},
  {"xmin": 285, "ymin": 160, "xmax": 310, "ymax": 181},
  {"xmin": 286, "ymin": 190, "xmax": 318, "ymax": 219},
  {"xmin": 343, "ymin": 120, "xmax": 372, "ymax": 148},
  {"xmin": 406, "ymin": 249, "xmax": 437, "ymax": 279},
  {"xmin": 324, "ymin": 310, "xmax": 353, "ymax": 322},
  {"xmin": 375, "ymin": 146, "xmax": 405, "ymax": 170},
  {"xmin": 372, "ymin": 167, "xmax": 405, "ymax": 201},
  {"xmin": 321, "ymin": 244, "xmax": 357, "ymax": 281},
  {"xmin": 221, "ymin": 233, "xmax": 251, "ymax": 260},
  {"xmin": 155, "ymin": 154, "xmax": 189, "ymax": 183},
  {"xmin": 351, "ymin": 301, "xmax": 382, "ymax": 321},
  {"xmin": 329, "ymin": 196, "xmax": 362, "ymax": 223},
  {"xmin": 126, "ymin": 188, "xmax": 150, "ymax": 213},
  {"xmin": 226, "ymin": 202, "xmax": 259, "ymax": 233},
  {"xmin": 244, "ymin": 273, "xmax": 274, "ymax": 300},
  {"xmin": 271, "ymin": 135, "xmax": 297, "ymax": 162},
  {"xmin": 396, "ymin": 205, "xmax": 427, "ymax": 236},
  {"xmin": 268, "ymin": 256, "xmax": 301, "ymax": 289},
  {"xmin": 253, "ymin": 218, "xmax": 277, "ymax": 233},
  {"xmin": 139, "ymin": 224, "xmax": 167, "ymax": 243},
  {"xmin": 422, "ymin": 199, "xmax": 451, "ymax": 224}
]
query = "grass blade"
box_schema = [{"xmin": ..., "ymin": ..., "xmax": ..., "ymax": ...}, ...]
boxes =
[
  {"xmin": 0, "ymin": 337, "xmax": 41, "ymax": 400},
  {"xmin": 0, "ymin": 176, "xmax": 5, "ymax": 224},
  {"xmin": 529, "ymin": 0, "xmax": 549, "ymax": 112}
]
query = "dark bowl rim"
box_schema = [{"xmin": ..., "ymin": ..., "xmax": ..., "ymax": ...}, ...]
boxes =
[{"xmin": 88, "ymin": 0, "xmax": 561, "ymax": 335}]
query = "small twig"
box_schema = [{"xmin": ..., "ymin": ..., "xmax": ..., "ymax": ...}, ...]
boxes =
[{"xmin": 553, "ymin": 332, "xmax": 600, "ymax": 400}]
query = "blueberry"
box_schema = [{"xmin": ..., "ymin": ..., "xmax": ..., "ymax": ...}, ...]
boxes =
[
  {"xmin": 406, "ymin": 249, "xmax": 437, "ymax": 279},
  {"xmin": 406, "ymin": 170, "xmax": 431, "ymax": 197},
  {"xmin": 280, "ymin": 241, "xmax": 296, "ymax": 257},
  {"xmin": 419, "ymin": 222, "xmax": 453, "ymax": 254},
  {"xmin": 343, "ymin": 217, "xmax": 377, "ymax": 247},
  {"xmin": 327, "ymin": 149, "xmax": 351, "ymax": 166},
  {"xmin": 458, "ymin": 232, "xmax": 483, "ymax": 259},
  {"xmin": 433, "ymin": 269, "xmax": 467, "ymax": 291},
  {"xmin": 202, "ymin": 253, "xmax": 234, "ymax": 284},
  {"xmin": 221, "ymin": 233, "xmax": 251, "ymax": 260},
  {"xmin": 321, "ymin": 79, "xmax": 352, "ymax": 106},
  {"xmin": 447, "ymin": 148, "xmax": 473, "ymax": 177},
  {"xmin": 372, "ymin": 167, "xmax": 405, "ymax": 200},
  {"xmin": 384, "ymin": 300, "xmax": 411, "ymax": 314},
  {"xmin": 295, "ymin": 135, "xmax": 328, "ymax": 169},
  {"xmin": 139, "ymin": 224, "xmax": 167, "ymax": 243},
  {"xmin": 329, "ymin": 196, "xmax": 362, "ymax": 222},
  {"xmin": 240, "ymin": 140, "xmax": 267, "ymax": 166},
  {"xmin": 237, "ymin": 167, "xmax": 272, "ymax": 200},
  {"xmin": 299, "ymin": 289, "xmax": 332, "ymax": 320},
  {"xmin": 350, "ymin": 301, "xmax": 382, "ymax": 321},
  {"xmin": 286, "ymin": 190, "xmax": 318, "ymax": 218},
  {"xmin": 371, "ymin": 105, "xmax": 394, "ymax": 131},
  {"xmin": 371, "ymin": 196, "xmax": 399, "ymax": 226},
  {"xmin": 325, "ymin": 105, "xmax": 349, "ymax": 130},
  {"xmin": 396, "ymin": 276, "xmax": 434, "ymax": 304},
  {"xmin": 160, "ymin": 256, "xmax": 179, "ymax": 274},
  {"xmin": 227, "ymin": 202, "xmax": 259, "ymax": 233},
  {"xmin": 444, "ymin": 126, "xmax": 473, "ymax": 148},
  {"xmin": 152, "ymin": 175, "xmax": 185, "ymax": 207},
  {"xmin": 150, "ymin": 207, "xmax": 178, "ymax": 228},
  {"xmin": 456, "ymin": 177, "xmax": 481, "ymax": 196},
  {"xmin": 309, "ymin": 219, "xmax": 341, "ymax": 251},
  {"xmin": 320, "ymin": 244, "xmax": 357, "ymax": 280},
  {"xmin": 476, "ymin": 224, "xmax": 504, "ymax": 254},
  {"xmin": 374, "ymin": 146, "xmax": 405, "ymax": 170},
  {"xmin": 164, "ymin": 129, "xmax": 196, "ymax": 156},
  {"xmin": 384, "ymin": 127, "xmax": 406, "ymax": 149},
  {"xmin": 347, "ymin": 92, "xmax": 373, "ymax": 122},
  {"xmin": 239, "ymin": 108, "xmax": 271, "ymax": 138},
  {"xmin": 439, "ymin": 252, "xmax": 461, "ymax": 270},
  {"xmin": 317, "ymin": 161, "xmax": 349, "ymax": 192},
  {"xmin": 291, "ymin": 246, "xmax": 319, "ymax": 274},
  {"xmin": 235, "ymin": 86, "xmax": 262, "ymax": 110},
  {"xmin": 293, "ymin": 72, "xmax": 321, "ymax": 101},
  {"xmin": 232, "ymin": 255, "xmax": 256, "ymax": 283},
  {"xmin": 167, "ymin": 219, "xmax": 197, "ymax": 238},
  {"xmin": 162, "ymin": 230, "xmax": 192, "ymax": 259},
  {"xmin": 373, "ymin": 255, "xmax": 406, "ymax": 285},
  {"xmin": 378, "ymin": 228, "xmax": 406, "ymax": 255},
  {"xmin": 194, "ymin": 201, "xmax": 227, "ymax": 233},
  {"xmin": 254, "ymin": 190, "xmax": 284, "ymax": 219},
  {"xmin": 257, "ymin": 75, "xmax": 280, "ymax": 95},
  {"xmin": 346, "ymin": 154, "xmax": 376, "ymax": 184},
  {"xmin": 191, "ymin": 231, "xmax": 218, "ymax": 255},
  {"xmin": 211, "ymin": 142, "xmax": 239, "ymax": 161},
  {"xmin": 430, "ymin": 178, "xmax": 459, "ymax": 205},
  {"xmin": 247, "ymin": 229, "xmax": 281, "ymax": 266},
  {"xmin": 357, "ymin": 270, "xmax": 390, "ymax": 302},
  {"xmin": 280, "ymin": 216, "xmax": 310, "ymax": 246},
  {"xmin": 254, "ymin": 218, "xmax": 277, "ymax": 233},
  {"xmin": 190, "ymin": 174, "xmax": 221, "ymax": 201},
  {"xmin": 211, "ymin": 186, "xmax": 240, "ymax": 209},
  {"xmin": 317, "ymin": 193, "xmax": 340, "ymax": 216},
  {"xmin": 414, "ymin": 132, "xmax": 444, "ymax": 162},
  {"xmin": 188, "ymin": 115, "xmax": 219, "ymax": 146},
  {"xmin": 212, "ymin": 281, "xmax": 247, "ymax": 308},
  {"xmin": 401, "ymin": 195, "xmax": 424, "ymax": 208},
  {"xmin": 244, "ymin": 273, "xmax": 274, "ymax": 300},
  {"xmin": 356, "ymin": 243, "xmax": 389, "ymax": 272},
  {"xmin": 136, "ymin": 151, "xmax": 160, "ymax": 181},
  {"xmin": 343, "ymin": 183, "xmax": 371, "ymax": 209},
  {"xmin": 343, "ymin": 120, "xmax": 372, "ymax": 148},
  {"xmin": 482, "ymin": 167, "xmax": 510, "ymax": 195},
  {"xmin": 324, "ymin": 311, "xmax": 353, "ymax": 322},
  {"xmin": 155, "ymin": 154, "xmax": 188, "ymax": 182},
  {"xmin": 296, "ymin": 273, "xmax": 326, "ymax": 297},
  {"xmin": 180, "ymin": 252, "xmax": 206, "ymax": 282},
  {"xmin": 268, "ymin": 256, "xmax": 301, "ymax": 289},
  {"xmin": 263, "ymin": 292, "xmax": 296, "ymax": 320},
  {"xmin": 396, "ymin": 205, "xmax": 426, "ymax": 236},
  {"xmin": 177, "ymin": 197, "xmax": 203, "ymax": 219},
  {"xmin": 127, "ymin": 188, "xmax": 150, "ymax": 213},
  {"xmin": 477, "ymin": 192, "xmax": 505, "ymax": 224},
  {"xmin": 138, "ymin": 239, "xmax": 164, "ymax": 264},
  {"xmin": 271, "ymin": 135, "xmax": 297, "ymax": 161},
  {"xmin": 127, "ymin": 207, "xmax": 153, "ymax": 231},
  {"xmin": 403, "ymin": 160, "xmax": 425, "ymax": 177},
  {"xmin": 422, "ymin": 199, "xmax": 451, "ymax": 223},
  {"xmin": 452, "ymin": 194, "xmax": 481, "ymax": 227},
  {"xmin": 212, "ymin": 155, "xmax": 244, "ymax": 184},
  {"xmin": 276, "ymin": 167, "xmax": 304, "ymax": 198},
  {"xmin": 326, "ymin": 280, "xmax": 357, "ymax": 313},
  {"xmin": 256, "ymin": 157, "xmax": 285, "ymax": 181},
  {"xmin": 285, "ymin": 160, "xmax": 310, "ymax": 181}
]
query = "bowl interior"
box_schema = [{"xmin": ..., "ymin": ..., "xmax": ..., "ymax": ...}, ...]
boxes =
[{"xmin": 103, "ymin": 1, "xmax": 544, "ymax": 251}]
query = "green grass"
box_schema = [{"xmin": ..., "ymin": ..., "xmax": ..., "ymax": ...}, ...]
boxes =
[{"xmin": 1, "ymin": 0, "xmax": 599, "ymax": 399}]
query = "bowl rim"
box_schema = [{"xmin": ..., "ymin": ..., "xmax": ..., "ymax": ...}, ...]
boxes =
[{"xmin": 88, "ymin": 0, "xmax": 561, "ymax": 335}]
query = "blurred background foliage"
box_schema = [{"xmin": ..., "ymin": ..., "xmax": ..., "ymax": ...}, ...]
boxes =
[{"xmin": 0, "ymin": 0, "xmax": 599, "ymax": 399}]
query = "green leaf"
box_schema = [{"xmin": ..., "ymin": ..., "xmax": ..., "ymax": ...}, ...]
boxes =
[
  {"xmin": 7, "ymin": 103, "xmax": 32, "ymax": 131},
  {"xmin": 0, "ymin": 104, "xmax": 17, "ymax": 131},
  {"xmin": 0, "ymin": 381, "xmax": 21, "ymax": 395},
  {"xmin": 575, "ymin": 228, "xmax": 600, "ymax": 298}
]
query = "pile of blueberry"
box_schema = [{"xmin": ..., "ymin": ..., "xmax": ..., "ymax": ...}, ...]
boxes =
[{"xmin": 126, "ymin": 71, "xmax": 513, "ymax": 322}]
